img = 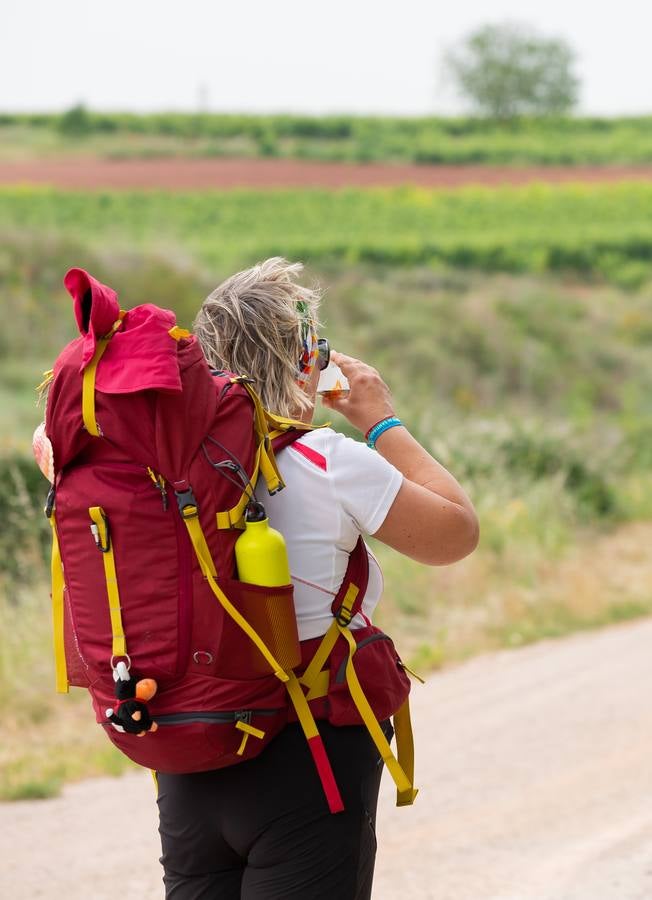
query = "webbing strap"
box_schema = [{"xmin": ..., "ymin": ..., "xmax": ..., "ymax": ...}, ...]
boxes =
[
  {"xmin": 285, "ymin": 672, "xmax": 344, "ymax": 814},
  {"xmin": 48, "ymin": 515, "xmax": 69, "ymax": 693},
  {"xmin": 81, "ymin": 314, "xmax": 124, "ymax": 437},
  {"xmin": 299, "ymin": 620, "xmax": 339, "ymax": 693},
  {"xmin": 215, "ymin": 443, "xmax": 262, "ymax": 530},
  {"xmin": 82, "ymin": 339, "xmax": 111, "ymax": 436},
  {"xmin": 235, "ymin": 381, "xmax": 286, "ymax": 494},
  {"xmin": 181, "ymin": 511, "xmax": 289, "ymax": 682},
  {"xmin": 258, "ymin": 439, "xmax": 283, "ymax": 495},
  {"xmin": 88, "ymin": 506, "xmax": 127, "ymax": 659},
  {"xmin": 299, "ymin": 580, "xmax": 358, "ymax": 694},
  {"xmin": 338, "ymin": 625, "xmax": 418, "ymax": 806},
  {"xmin": 182, "ymin": 498, "xmax": 343, "ymax": 813},
  {"xmin": 392, "ymin": 698, "xmax": 418, "ymax": 806}
]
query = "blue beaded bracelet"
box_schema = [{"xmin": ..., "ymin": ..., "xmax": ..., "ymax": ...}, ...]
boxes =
[{"xmin": 366, "ymin": 416, "xmax": 402, "ymax": 449}]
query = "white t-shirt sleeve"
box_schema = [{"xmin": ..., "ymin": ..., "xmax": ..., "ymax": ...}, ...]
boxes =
[{"xmin": 328, "ymin": 431, "xmax": 403, "ymax": 536}]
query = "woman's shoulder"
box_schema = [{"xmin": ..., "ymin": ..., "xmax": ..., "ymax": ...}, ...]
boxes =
[
  {"xmin": 294, "ymin": 426, "xmax": 401, "ymax": 481},
  {"xmin": 293, "ymin": 427, "xmax": 367, "ymax": 463}
]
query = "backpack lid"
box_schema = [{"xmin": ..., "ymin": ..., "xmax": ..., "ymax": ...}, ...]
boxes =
[{"xmin": 63, "ymin": 268, "xmax": 182, "ymax": 395}]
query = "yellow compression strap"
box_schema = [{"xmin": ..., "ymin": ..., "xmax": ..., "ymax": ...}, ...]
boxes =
[
  {"xmin": 81, "ymin": 315, "xmax": 124, "ymax": 437},
  {"xmin": 48, "ymin": 514, "xmax": 69, "ymax": 694},
  {"xmin": 285, "ymin": 671, "xmax": 320, "ymax": 740},
  {"xmin": 88, "ymin": 507, "xmax": 127, "ymax": 659},
  {"xmin": 181, "ymin": 510, "xmax": 289, "ymax": 682},
  {"xmin": 299, "ymin": 583, "xmax": 359, "ymax": 699},
  {"xmin": 82, "ymin": 339, "xmax": 111, "ymax": 436},
  {"xmin": 338, "ymin": 624, "xmax": 418, "ymax": 806}
]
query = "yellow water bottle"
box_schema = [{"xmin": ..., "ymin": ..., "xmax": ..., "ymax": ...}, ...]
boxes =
[{"xmin": 235, "ymin": 501, "xmax": 292, "ymax": 586}]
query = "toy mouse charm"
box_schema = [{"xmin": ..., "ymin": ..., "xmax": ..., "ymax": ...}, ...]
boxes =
[{"xmin": 106, "ymin": 660, "xmax": 158, "ymax": 737}]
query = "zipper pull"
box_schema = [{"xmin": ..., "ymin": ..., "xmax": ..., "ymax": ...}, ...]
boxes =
[
  {"xmin": 147, "ymin": 467, "xmax": 168, "ymax": 511},
  {"xmin": 397, "ymin": 660, "xmax": 426, "ymax": 684}
]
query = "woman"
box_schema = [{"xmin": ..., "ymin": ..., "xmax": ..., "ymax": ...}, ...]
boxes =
[{"xmin": 156, "ymin": 257, "xmax": 479, "ymax": 899}]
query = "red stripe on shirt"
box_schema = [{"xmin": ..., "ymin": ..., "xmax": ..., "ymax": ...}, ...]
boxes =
[{"xmin": 290, "ymin": 442, "xmax": 328, "ymax": 471}]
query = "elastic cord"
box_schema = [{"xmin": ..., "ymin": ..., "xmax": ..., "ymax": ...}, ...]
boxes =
[{"xmin": 366, "ymin": 417, "xmax": 402, "ymax": 450}]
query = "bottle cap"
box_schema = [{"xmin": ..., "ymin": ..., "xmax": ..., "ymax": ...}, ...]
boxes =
[{"xmin": 245, "ymin": 501, "xmax": 267, "ymax": 523}]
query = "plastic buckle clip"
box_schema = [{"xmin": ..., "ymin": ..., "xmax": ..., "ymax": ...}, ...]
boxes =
[
  {"xmin": 44, "ymin": 485, "xmax": 55, "ymax": 519},
  {"xmin": 335, "ymin": 607, "xmax": 353, "ymax": 627},
  {"xmin": 175, "ymin": 488, "xmax": 198, "ymax": 519}
]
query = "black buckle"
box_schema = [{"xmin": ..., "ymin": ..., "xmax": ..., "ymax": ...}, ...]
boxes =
[
  {"xmin": 175, "ymin": 488, "xmax": 198, "ymax": 519},
  {"xmin": 44, "ymin": 485, "xmax": 55, "ymax": 519},
  {"xmin": 335, "ymin": 607, "xmax": 353, "ymax": 627}
]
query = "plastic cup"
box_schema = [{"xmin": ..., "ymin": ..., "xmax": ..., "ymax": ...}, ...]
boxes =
[{"xmin": 317, "ymin": 360, "xmax": 350, "ymax": 399}]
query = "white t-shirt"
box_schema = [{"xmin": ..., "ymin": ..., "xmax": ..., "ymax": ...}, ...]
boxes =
[{"xmin": 258, "ymin": 427, "xmax": 403, "ymax": 641}]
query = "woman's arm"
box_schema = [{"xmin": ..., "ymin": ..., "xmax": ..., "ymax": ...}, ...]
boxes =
[{"xmin": 322, "ymin": 351, "xmax": 479, "ymax": 566}]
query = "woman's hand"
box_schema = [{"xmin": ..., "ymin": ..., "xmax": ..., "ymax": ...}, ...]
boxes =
[{"xmin": 321, "ymin": 351, "xmax": 396, "ymax": 435}]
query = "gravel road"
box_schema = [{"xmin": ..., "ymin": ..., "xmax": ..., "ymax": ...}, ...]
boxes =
[{"xmin": 3, "ymin": 618, "xmax": 652, "ymax": 900}]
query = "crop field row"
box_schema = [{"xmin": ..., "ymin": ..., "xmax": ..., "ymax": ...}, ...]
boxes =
[{"xmin": 2, "ymin": 182, "xmax": 652, "ymax": 288}]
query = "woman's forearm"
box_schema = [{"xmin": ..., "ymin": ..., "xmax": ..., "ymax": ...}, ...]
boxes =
[{"xmin": 374, "ymin": 424, "xmax": 475, "ymax": 513}]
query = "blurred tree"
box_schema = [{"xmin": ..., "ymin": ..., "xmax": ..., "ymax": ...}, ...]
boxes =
[
  {"xmin": 444, "ymin": 23, "xmax": 579, "ymax": 119},
  {"xmin": 58, "ymin": 103, "xmax": 92, "ymax": 136}
]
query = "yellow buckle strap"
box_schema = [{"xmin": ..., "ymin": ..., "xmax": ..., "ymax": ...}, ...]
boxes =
[
  {"xmin": 88, "ymin": 506, "xmax": 127, "ymax": 659},
  {"xmin": 181, "ymin": 510, "xmax": 289, "ymax": 683},
  {"xmin": 48, "ymin": 514, "xmax": 69, "ymax": 694},
  {"xmin": 338, "ymin": 624, "xmax": 418, "ymax": 806}
]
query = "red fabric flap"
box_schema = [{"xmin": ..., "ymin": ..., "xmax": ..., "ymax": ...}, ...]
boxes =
[{"xmin": 63, "ymin": 268, "xmax": 182, "ymax": 394}]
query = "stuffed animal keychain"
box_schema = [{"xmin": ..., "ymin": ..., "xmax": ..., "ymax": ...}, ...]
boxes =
[{"xmin": 106, "ymin": 661, "xmax": 158, "ymax": 737}]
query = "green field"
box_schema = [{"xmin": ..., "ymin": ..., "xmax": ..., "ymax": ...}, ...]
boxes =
[
  {"xmin": 2, "ymin": 180, "xmax": 652, "ymax": 799},
  {"xmin": 6, "ymin": 111, "xmax": 652, "ymax": 165},
  {"xmin": 2, "ymin": 184, "xmax": 652, "ymax": 307}
]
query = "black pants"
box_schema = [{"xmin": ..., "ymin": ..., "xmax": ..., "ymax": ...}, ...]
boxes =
[{"xmin": 157, "ymin": 720, "xmax": 391, "ymax": 900}]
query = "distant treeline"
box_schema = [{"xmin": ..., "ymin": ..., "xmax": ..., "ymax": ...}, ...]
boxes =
[{"xmin": 5, "ymin": 108, "xmax": 652, "ymax": 164}]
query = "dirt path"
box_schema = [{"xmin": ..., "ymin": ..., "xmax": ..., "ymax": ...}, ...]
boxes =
[
  {"xmin": 3, "ymin": 617, "xmax": 652, "ymax": 899},
  {"xmin": 3, "ymin": 158, "xmax": 652, "ymax": 190}
]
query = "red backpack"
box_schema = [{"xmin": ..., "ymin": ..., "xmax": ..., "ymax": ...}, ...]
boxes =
[{"xmin": 44, "ymin": 268, "xmax": 418, "ymax": 813}]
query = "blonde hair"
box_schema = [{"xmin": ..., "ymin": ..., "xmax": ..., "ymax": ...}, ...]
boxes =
[{"xmin": 193, "ymin": 258, "xmax": 321, "ymax": 417}]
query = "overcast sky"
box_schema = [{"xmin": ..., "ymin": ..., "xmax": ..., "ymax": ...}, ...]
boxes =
[{"xmin": 3, "ymin": 0, "xmax": 651, "ymax": 116}]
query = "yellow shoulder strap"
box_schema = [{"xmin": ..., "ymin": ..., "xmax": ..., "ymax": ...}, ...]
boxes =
[{"xmin": 48, "ymin": 513, "xmax": 69, "ymax": 694}]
